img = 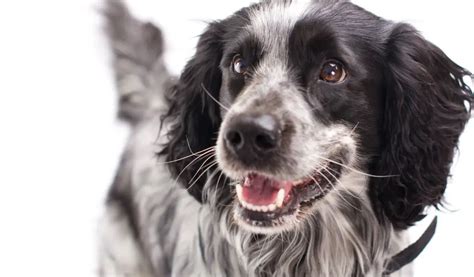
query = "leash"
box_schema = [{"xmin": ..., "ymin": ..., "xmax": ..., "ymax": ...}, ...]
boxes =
[{"xmin": 383, "ymin": 216, "xmax": 438, "ymax": 275}]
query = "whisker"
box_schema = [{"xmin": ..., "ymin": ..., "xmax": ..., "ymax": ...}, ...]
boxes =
[
  {"xmin": 201, "ymin": 83, "xmax": 230, "ymax": 111},
  {"xmin": 172, "ymin": 150, "xmax": 214, "ymax": 186},
  {"xmin": 316, "ymin": 155, "xmax": 397, "ymax": 178},
  {"xmin": 187, "ymin": 161, "xmax": 219, "ymax": 192},
  {"xmin": 350, "ymin": 122, "xmax": 360, "ymax": 136},
  {"xmin": 306, "ymin": 171, "xmax": 354, "ymax": 213},
  {"xmin": 186, "ymin": 162, "xmax": 217, "ymax": 190},
  {"xmin": 318, "ymin": 169, "xmax": 361, "ymax": 211},
  {"xmin": 307, "ymin": 173, "xmax": 325, "ymax": 195},
  {"xmin": 186, "ymin": 135, "xmax": 196, "ymax": 155},
  {"xmin": 215, "ymin": 170, "xmax": 225, "ymax": 188},
  {"xmin": 323, "ymin": 167, "xmax": 363, "ymax": 202},
  {"xmin": 188, "ymin": 153, "xmax": 216, "ymax": 185},
  {"xmin": 157, "ymin": 146, "xmax": 215, "ymax": 165}
]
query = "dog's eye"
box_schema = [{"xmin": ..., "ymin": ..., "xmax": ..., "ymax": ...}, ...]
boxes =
[
  {"xmin": 320, "ymin": 61, "xmax": 347, "ymax": 83},
  {"xmin": 232, "ymin": 55, "xmax": 249, "ymax": 76}
]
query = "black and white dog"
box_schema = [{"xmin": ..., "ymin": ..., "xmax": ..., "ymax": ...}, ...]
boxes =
[{"xmin": 99, "ymin": 0, "xmax": 473, "ymax": 276}]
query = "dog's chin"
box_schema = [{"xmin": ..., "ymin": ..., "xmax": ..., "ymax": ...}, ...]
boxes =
[{"xmin": 230, "ymin": 161, "xmax": 343, "ymax": 235}]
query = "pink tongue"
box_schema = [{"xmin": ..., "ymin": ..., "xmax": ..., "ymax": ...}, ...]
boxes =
[{"xmin": 242, "ymin": 174, "xmax": 292, "ymax": 206}]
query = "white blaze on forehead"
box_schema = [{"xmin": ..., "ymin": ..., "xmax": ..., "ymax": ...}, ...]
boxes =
[
  {"xmin": 245, "ymin": 0, "xmax": 316, "ymax": 83},
  {"xmin": 247, "ymin": 0, "xmax": 314, "ymax": 57}
]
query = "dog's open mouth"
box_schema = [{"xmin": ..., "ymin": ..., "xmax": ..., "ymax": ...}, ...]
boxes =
[{"xmin": 233, "ymin": 162, "xmax": 343, "ymax": 232}]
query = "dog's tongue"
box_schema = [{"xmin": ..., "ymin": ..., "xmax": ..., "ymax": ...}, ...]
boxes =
[{"xmin": 242, "ymin": 174, "xmax": 292, "ymax": 206}]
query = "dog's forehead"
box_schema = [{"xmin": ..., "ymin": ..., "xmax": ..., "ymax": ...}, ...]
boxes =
[{"xmin": 246, "ymin": 0, "xmax": 316, "ymax": 55}]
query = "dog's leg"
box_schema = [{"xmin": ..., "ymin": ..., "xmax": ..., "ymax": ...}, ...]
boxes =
[{"xmin": 98, "ymin": 203, "xmax": 154, "ymax": 277}]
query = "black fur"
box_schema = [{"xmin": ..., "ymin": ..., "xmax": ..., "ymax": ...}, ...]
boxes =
[
  {"xmin": 160, "ymin": 7, "xmax": 254, "ymax": 202},
  {"xmin": 371, "ymin": 23, "xmax": 473, "ymax": 229},
  {"xmin": 159, "ymin": 21, "xmax": 226, "ymax": 202}
]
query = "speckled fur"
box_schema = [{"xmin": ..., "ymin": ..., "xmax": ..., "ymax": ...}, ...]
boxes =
[{"xmin": 98, "ymin": 0, "xmax": 472, "ymax": 276}]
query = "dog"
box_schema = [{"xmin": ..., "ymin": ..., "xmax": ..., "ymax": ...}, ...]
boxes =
[{"xmin": 99, "ymin": 0, "xmax": 473, "ymax": 276}]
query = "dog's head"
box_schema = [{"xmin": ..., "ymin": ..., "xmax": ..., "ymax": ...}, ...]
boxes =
[{"xmin": 162, "ymin": 0, "xmax": 473, "ymax": 233}]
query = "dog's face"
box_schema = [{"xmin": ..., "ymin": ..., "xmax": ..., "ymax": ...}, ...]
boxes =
[
  {"xmin": 163, "ymin": 0, "xmax": 472, "ymax": 234},
  {"xmin": 214, "ymin": 1, "xmax": 384, "ymax": 233}
]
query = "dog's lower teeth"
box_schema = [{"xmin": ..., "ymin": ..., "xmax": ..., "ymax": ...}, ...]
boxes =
[{"xmin": 240, "ymin": 201, "xmax": 278, "ymax": 212}]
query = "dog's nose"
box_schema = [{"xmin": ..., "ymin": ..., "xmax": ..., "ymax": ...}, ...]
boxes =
[{"xmin": 225, "ymin": 114, "xmax": 281, "ymax": 161}]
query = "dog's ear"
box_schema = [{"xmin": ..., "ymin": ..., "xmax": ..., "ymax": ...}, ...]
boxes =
[
  {"xmin": 371, "ymin": 23, "xmax": 473, "ymax": 229},
  {"xmin": 160, "ymin": 22, "xmax": 225, "ymax": 203}
]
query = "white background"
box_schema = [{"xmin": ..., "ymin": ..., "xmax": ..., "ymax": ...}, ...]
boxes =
[{"xmin": 0, "ymin": 0, "xmax": 472, "ymax": 276}]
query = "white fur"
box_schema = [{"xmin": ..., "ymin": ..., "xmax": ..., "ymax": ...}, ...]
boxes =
[{"xmin": 98, "ymin": 204, "xmax": 154, "ymax": 277}]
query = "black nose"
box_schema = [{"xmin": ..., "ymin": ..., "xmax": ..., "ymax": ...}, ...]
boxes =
[{"xmin": 225, "ymin": 114, "xmax": 281, "ymax": 162}]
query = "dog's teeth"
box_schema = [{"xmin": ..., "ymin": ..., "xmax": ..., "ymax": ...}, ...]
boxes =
[
  {"xmin": 239, "ymin": 200, "xmax": 278, "ymax": 212},
  {"xmin": 276, "ymin": 188, "xmax": 285, "ymax": 208},
  {"xmin": 236, "ymin": 184, "xmax": 243, "ymax": 202}
]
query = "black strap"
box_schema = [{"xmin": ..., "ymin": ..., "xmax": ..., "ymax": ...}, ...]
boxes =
[{"xmin": 383, "ymin": 216, "xmax": 438, "ymax": 275}]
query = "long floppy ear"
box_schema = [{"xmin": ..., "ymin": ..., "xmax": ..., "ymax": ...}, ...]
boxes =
[
  {"xmin": 372, "ymin": 23, "xmax": 473, "ymax": 229},
  {"xmin": 160, "ymin": 22, "xmax": 225, "ymax": 202}
]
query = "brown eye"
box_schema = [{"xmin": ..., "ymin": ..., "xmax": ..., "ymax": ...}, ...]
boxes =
[
  {"xmin": 232, "ymin": 55, "xmax": 249, "ymax": 75},
  {"xmin": 320, "ymin": 61, "xmax": 347, "ymax": 83}
]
